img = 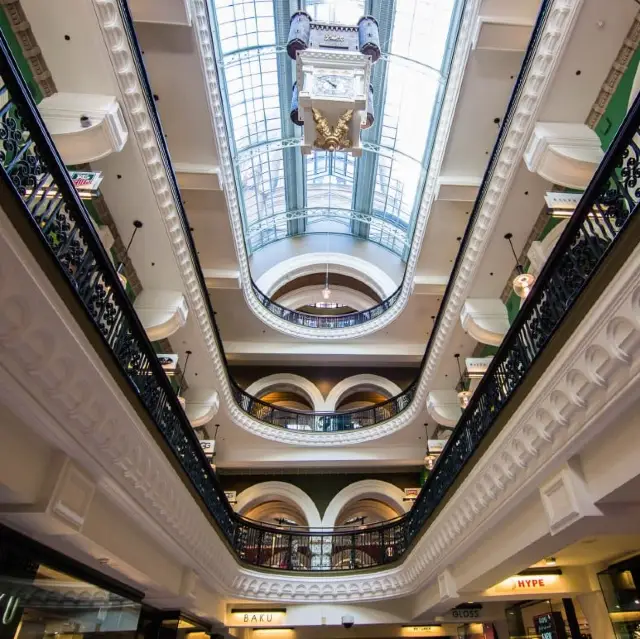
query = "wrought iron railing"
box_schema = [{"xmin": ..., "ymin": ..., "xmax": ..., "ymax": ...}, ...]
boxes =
[
  {"xmin": 230, "ymin": 377, "xmax": 416, "ymax": 432},
  {"xmin": 1, "ymin": 0, "xmax": 639, "ymax": 572},
  {"xmin": 251, "ymin": 278, "xmax": 403, "ymax": 330}
]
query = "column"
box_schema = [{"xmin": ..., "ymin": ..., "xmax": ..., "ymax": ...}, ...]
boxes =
[{"xmin": 576, "ymin": 592, "xmax": 615, "ymax": 639}]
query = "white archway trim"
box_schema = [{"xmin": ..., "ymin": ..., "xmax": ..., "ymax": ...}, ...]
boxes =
[
  {"xmin": 324, "ymin": 374, "xmax": 402, "ymax": 411},
  {"xmin": 276, "ymin": 286, "xmax": 377, "ymax": 312},
  {"xmin": 524, "ymin": 122, "xmax": 604, "ymax": 189},
  {"xmin": 255, "ymin": 252, "xmax": 398, "ymax": 300},
  {"xmin": 235, "ymin": 482, "xmax": 322, "ymax": 528},
  {"xmin": 38, "ymin": 92, "xmax": 128, "ymax": 165},
  {"xmin": 244, "ymin": 374, "xmax": 325, "ymax": 412},
  {"xmin": 321, "ymin": 480, "xmax": 409, "ymax": 528},
  {"xmin": 133, "ymin": 289, "xmax": 189, "ymax": 341}
]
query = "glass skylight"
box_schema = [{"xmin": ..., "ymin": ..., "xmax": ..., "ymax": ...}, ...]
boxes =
[{"xmin": 211, "ymin": 0, "xmax": 461, "ymax": 258}]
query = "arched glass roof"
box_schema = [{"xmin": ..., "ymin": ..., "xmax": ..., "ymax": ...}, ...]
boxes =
[{"xmin": 211, "ymin": 0, "xmax": 462, "ymax": 259}]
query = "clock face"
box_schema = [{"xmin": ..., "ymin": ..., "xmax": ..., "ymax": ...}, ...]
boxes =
[{"xmin": 313, "ymin": 73, "xmax": 353, "ymax": 98}]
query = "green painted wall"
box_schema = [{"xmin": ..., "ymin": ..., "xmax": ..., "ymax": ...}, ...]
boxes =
[
  {"xmin": 595, "ymin": 46, "xmax": 640, "ymax": 149},
  {"xmin": 0, "ymin": 12, "xmax": 42, "ymax": 102},
  {"xmin": 218, "ymin": 471, "xmax": 422, "ymax": 517}
]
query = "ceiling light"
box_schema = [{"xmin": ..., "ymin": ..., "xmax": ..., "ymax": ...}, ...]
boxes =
[
  {"xmin": 544, "ymin": 557, "xmax": 557, "ymax": 566},
  {"xmin": 321, "ymin": 284, "xmax": 332, "ymax": 300},
  {"xmin": 505, "ymin": 233, "xmax": 536, "ymax": 299}
]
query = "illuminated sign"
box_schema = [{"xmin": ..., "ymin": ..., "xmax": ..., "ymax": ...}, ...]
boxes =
[
  {"xmin": 200, "ymin": 440, "xmax": 216, "ymax": 460},
  {"xmin": 489, "ymin": 574, "xmax": 561, "ymax": 595},
  {"xmin": 157, "ymin": 354, "xmax": 178, "ymax": 373},
  {"xmin": 402, "ymin": 626, "xmax": 444, "ymax": 635},
  {"xmin": 229, "ymin": 610, "xmax": 287, "ymax": 627}
]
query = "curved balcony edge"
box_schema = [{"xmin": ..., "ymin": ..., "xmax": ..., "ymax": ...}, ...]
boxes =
[{"xmin": 221, "ymin": 378, "xmax": 424, "ymax": 445}]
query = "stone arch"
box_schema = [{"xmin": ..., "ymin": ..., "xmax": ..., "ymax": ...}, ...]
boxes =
[
  {"xmin": 245, "ymin": 374, "xmax": 325, "ymax": 412},
  {"xmin": 276, "ymin": 285, "xmax": 377, "ymax": 312},
  {"xmin": 324, "ymin": 374, "xmax": 402, "ymax": 411},
  {"xmin": 235, "ymin": 481, "xmax": 322, "ymax": 528},
  {"xmin": 321, "ymin": 479, "xmax": 409, "ymax": 528},
  {"xmin": 255, "ymin": 252, "xmax": 398, "ymax": 300}
]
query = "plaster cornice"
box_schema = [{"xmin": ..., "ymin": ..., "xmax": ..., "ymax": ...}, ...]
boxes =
[{"xmin": 90, "ymin": 0, "xmax": 584, "ymax": 446}]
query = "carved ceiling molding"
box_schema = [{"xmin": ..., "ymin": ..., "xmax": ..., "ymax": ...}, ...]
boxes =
[
  {"xmin": 91, "ymin": 0, "xmax": 584, "ymax": 446},
  {"xmin": 188, "ymin": 0, "xmax": 482, "ymax": 341},
  {"xmin": 0, "ymin": 0, "xmax": 56, "ymax": 97},
  {"xmin": 0, "ymin": 195, "xmax": 638, "ymax": 603},
  {"xmin": 586, "ymin": 9, "xmax": 640, "ymax": 130}
]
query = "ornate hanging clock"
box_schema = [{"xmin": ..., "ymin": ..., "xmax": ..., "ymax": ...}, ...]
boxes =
[{"xmin": 287, "ymin": 12, "xmax": 380, "ymax": 156}]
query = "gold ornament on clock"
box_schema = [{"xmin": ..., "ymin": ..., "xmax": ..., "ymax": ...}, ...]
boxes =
[{"xmin": 312, "ymin": 108, "xmax": 353, "ymax": 151}]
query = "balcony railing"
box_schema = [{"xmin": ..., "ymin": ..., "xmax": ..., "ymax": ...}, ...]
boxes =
[
  {"xmin": 1, "ymin": 0, "xmax": 639, "ymax": 571},
  {"xmin": 251, "ymin": 278, "xmax": 403, "ymax": 330},
  {"xmin": 230, "ymin": 377, "xmax": 416, "ymax": 432}
]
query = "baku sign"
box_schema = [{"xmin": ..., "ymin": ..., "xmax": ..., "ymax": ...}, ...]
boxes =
[{"xmin": 228, "ymin": 609, "xmax": 287, "ymax": 627}]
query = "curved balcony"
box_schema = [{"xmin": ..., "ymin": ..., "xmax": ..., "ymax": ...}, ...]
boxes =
[
  {"xmin": 2, "ymin": 4, "xmax": 639, "ymax": 574},
  {"xmin": 250, "ymin": 277, "xmax": 403, "ymax": 331},
  {"xmin": 232, "ymin": 376, "xmax": 416, "ymax": 432}
]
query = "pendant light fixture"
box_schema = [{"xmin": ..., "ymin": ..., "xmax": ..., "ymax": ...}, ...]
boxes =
[
  {"xmin": 424, "ymin": 423, "xmax": 435, "ymax": 470},
  {"xmin": 455, "ymin": 353, "xmax": 472, "ymax": 410},
  {"xmin": 211, "ymin": 423, "xmax": 219, "ymax": 472},
  {"xmin": 176, "ymin": 349, "xmax": 191, "ymax": 410},
  {"xmin": 322, "ymin": 232, "xmax": 332, "ymax": 300},
  {"xmin": 504, "ymin": 232, "xmax": 536, "ymax": 299},
  {"xmin": 116, "ymin": 220, "xmax": 143, "ymax": 289}
]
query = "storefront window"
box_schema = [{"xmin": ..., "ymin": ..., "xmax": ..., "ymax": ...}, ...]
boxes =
[
  {"xmin": 505, "ymin": 600, "xmax": 591, "ymax": 639},
  {"xmin": 598, "ymin": 554, "xmax": 640, "ymax": 639},
  {"xmin": 0, "ymin": 527, "xmax": 141, "ymax": 639}
]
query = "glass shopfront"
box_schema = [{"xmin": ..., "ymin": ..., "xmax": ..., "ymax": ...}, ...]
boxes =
[
  {"xmin": 505, "ymin": 600, "xmax": 591, "ymax": 639},
  {"xmin": 598, "ymin": 553, "xmax": 640, "ymax": 639},
  {"xmin": 0, "ymin": 525, "xmax": 142, "ymax": 639}
]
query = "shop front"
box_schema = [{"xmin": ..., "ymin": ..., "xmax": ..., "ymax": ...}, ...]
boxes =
[
  {"xmin": 598, "ymin": 553, "xmax": 640, "ymax": 639},
  {"xmin": 0, "ymin": 525, "xmax": 208, "ymax": 639}
]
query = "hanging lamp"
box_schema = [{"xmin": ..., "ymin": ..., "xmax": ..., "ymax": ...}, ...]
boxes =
[
  {"xmin": 424, "ymin": 423, "xmax": 436, "ymax": 470},
  {"xmin": 322, "ymin": 232, "xmax": 332, "ymax": 300},
  {"xmin": 455, "ymin": 353, "xmax": 472, "ymax": 409},
  {"xmin": 504, "ymin": 232, "xmax": 536, "ymax": 299},
  {"xmin": 176, "ymin": 349, "xmax": 191, "ymax": 410},
  {"xmin": 116, "ymin": 220, "xmax": 143, "ymax": 289}
]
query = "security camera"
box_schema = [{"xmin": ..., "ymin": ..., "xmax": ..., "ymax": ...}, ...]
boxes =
[{"xmin": 342, "ymin": 615, "xmax": 355, "ymax": 629}]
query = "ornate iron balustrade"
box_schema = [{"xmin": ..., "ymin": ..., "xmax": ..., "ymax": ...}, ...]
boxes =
[
  {"xmin": 250, "ymin": 278, "xmax": 403, "ymax": 330},
  {"xmin": 1, "ymin": 8, "xmax": 639, "ymax": 573},
  {"xmin": 233, "ymin": 516, "xmax": 407, "ymax": 571},
  {"xmin": 231, "ymin": 377, "xmax": 416, "ymax": 432}
]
